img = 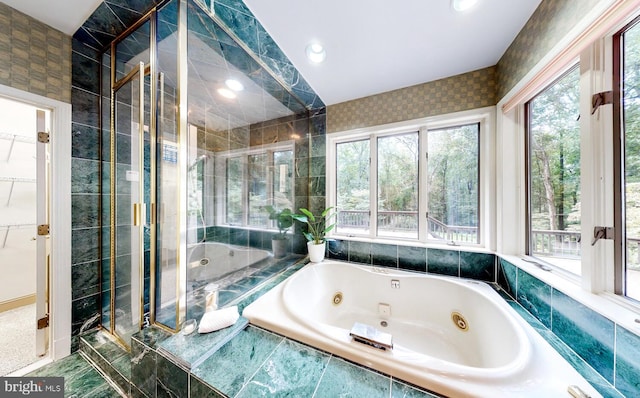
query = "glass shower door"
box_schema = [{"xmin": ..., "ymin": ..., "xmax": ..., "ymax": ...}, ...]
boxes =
[{"xmin": 113, "ymin": 62, "xmax": 148, "ymax": 345}]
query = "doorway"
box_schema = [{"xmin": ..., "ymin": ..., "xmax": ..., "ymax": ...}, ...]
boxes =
[{"xmin": 0, "ymin": 96, "xmax": 49, "ymax": 374}]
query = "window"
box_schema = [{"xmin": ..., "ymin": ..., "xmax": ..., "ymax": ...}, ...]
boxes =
[
  {"xmin": 330, "ymin": 117, "xmax": 483, "ymax": 245},
  {"xmin": 617, "ymin": 20, "xmax": 640, "ymax": 301},
  {"xmin": 427, "ymin": 124, "xmax": 479, "ymax": 244},
  {"xmin": 526, "ymin": 66, "xmax": 581, "ymax": 275},
  {"xmin": 220, "ymin": 142, "xmax": 294, "ymax": 229}
]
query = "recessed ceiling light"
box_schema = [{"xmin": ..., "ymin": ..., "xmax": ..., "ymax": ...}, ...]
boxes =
[
  {"xmin": 305, "ymin": 42, "xmax": 326, "ymax": 63},
  {"xmin": 217, "ymin": 88, "xmax": 236, "ymax": 99},
  {"xmin": 452, "ymin": 0, "xmax": 478, "ymax": 12},
  {"xmin": 225, "ymin": 79, "xmax": 244, "ymax": 91}
]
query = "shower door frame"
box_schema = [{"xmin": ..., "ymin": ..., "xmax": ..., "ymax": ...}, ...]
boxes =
[{"xmin": 107, "ymin": 11, "xmax": 159, "ymax": 347}]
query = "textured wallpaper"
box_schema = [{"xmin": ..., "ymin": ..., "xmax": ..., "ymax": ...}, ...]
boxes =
[
  {"xmin": 496, "ymin": 0, "xmax": 601, "ymax": 99},
  {"xmin": 327, "ymin": 66, "xmax": 497, "ymax": 133},
  {"xmin": 0, "ymin": 3, "xmax": 72, "ymax": 103}
]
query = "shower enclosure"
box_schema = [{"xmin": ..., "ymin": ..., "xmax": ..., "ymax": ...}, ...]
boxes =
[{"xmin": 101, "ymin": 0, "xmax": 310, "ymax": 347}]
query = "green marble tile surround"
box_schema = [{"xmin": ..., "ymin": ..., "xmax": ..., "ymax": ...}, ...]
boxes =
[
  {"xmin": 498, "ymin": 259, "xmax": 635, "ymax": 397},
  {"xmin": 27, "ymin": 353, "xmax": 120, "ymax": 397}
]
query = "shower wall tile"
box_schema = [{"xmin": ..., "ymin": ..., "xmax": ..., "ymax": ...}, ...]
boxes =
[
  {"xmin": 459, "ymin": 251, "xmax": 495, "ymax": 282},
  {"xmin": 615, "ymin": 325, "xmax": 640, "ymax": 395},
  {"xmin": 71, "ymin": 293, "xmax": 100, "ymax": 335},
  {"xmin": 371, "ymin": 243, "xmax": 398, "ymax": 268},
  {"xmin": 72, "ymin": 123, "xmax": 101, "ymax": 160},
  {"xmin": 516, "ymin": 269, "xmax": 551, "ymax": 328},
  {"xmin": 398, "ymin": 245, "xmax": 427, "ymax": 272},
  {"xmin": 72, "ymin": 50, "xmax": 100, "ymax": 93},
  {"xmin": 71, "ymin": 194, "xmax": 101, "ymax": 228},
  {"xmin": 71, "ymin": 227, "xmax": 101, "ymax": 264},
  {"xmin": 71, "ymin": 260, "xmax": 101, "ymax": 300},
  {"xmin": 71, "ymin": 158, "xmax": 101, "ymax": 194},
  {"xmin": 71, "ymin": 87, "xmax": 100, "ymax": 127},
  {"xmin": 427, "ymin": 248, "xmax": 459, "ymax": 277},
  {"xmin": 551, "ymin": 289, "xmax": 615, "ymax": 384}
]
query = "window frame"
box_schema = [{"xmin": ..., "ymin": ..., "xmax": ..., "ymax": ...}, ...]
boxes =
[
  {"xmin": 326, "ymin": 108, "xmax": 494, "ymax": 249},
  {"xmin": 215, "ymin": 140, "xmax": 295, "ymax": 230}
]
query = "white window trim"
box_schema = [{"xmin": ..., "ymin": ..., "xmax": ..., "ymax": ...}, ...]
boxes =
[
  {"xmin": 326, "ymin": 107, "xmax": 496, "ymax": 250},
  {"xmin": 496, "ymin": 0, "xmax": 640, "ymax": 330}
]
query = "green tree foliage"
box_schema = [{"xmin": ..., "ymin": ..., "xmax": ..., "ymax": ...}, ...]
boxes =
[{"xmin": 529, "ymin": 67, "xmax": 581, "ymax": 232}]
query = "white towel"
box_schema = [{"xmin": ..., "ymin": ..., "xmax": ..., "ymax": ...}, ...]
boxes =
[{"xmin": 198, "ymin": 306, "xmax": 239, "ymax": 334}]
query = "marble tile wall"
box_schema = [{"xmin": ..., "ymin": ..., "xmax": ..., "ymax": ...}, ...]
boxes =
[
  {"xmin": 0, "ymin": 3, "xmax": 72, "ymax": 103},
  {"xmin": 71, "ymin": 0, "xmax": 325, "ymax": 347},
  {"xmin": 498, "ymin": 258, "xmax": 640, "ymax": 396},
  {"xmin": 327, "ymin": 240, "xmax": 496, "ymax": 282}
]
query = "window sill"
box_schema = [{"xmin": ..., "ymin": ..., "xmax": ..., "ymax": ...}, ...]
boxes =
[{"xmin": 328, "ymin": 233, "xmax": 491, "ymax": 254}]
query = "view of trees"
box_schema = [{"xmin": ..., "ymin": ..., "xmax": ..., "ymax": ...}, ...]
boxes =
[
  {"xmin": 335, "ymin": 125, "xmax": 479, "ymax": 241},
  {"xmin": 528, "ymin": 67, "xmax": 581, "ymax": 234},
  {"xmin": 427, "ymin": 124, "xmax": 479, "ymax": 233}
]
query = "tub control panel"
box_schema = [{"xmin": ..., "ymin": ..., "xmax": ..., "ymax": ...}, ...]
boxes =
[{"xmin": 391, "ymin": 279, "xmax": 400, "ymax": 289}]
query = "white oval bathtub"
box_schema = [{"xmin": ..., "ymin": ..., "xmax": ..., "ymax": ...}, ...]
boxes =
[
  {"xmin": 243, "ymin": 261, "xmax": 601, "ymax": 398},
  {"xmin": 187, "ymin": 242, "xmax": 271, "ymax": 282}
]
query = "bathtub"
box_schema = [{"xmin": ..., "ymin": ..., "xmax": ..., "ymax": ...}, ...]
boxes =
[
  {"xmin": 187, "ymin": 242, "xmax": 271, "ymax": 283},
  {"xmin": 243, "ymin": 261, "xmax": 602, "ymax": 398}
]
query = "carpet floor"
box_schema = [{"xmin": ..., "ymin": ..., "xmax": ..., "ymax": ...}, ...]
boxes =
[{"xmin": 0, "ymin": 304, "xmax": 39, "ymax": 375}]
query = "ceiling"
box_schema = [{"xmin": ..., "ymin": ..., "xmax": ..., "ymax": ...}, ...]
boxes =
[{"xmin": 2, "ymin": 0, "xmax": 543, "ymax": 106}]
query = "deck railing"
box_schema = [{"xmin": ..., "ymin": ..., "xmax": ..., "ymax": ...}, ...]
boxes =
[{"xmin": 336, "ymin": 210, "xmax": 640, "ymax": 267}]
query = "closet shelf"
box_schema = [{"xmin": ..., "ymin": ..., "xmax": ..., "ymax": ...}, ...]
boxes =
[
  {"xmin": 1, "ymin": 223, "xmax": 36, "ymax": 249},
  {"xmin": 0, "ymin": 132, "xmax": 36, "ymax": 144},
  {"xmin": 0, "ymin": 177, "xmax": 36, "ymax": 183}
]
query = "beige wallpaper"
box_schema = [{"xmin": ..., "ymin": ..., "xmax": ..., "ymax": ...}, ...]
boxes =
[
  {"xmin": 0, "ymin": 2, "xmax": 72, "ymax": 103},
  {"xmin": 327, "ymin": 66, "xmax": 497, "ymax": 133}
]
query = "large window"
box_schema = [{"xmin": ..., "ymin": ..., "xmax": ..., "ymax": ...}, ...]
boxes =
[
  {"xmin": 331, "ymin": 120, "xmax": 481, "ymax": 245},
  {"xmin": 618, "ymin": 20, "xmax": 640, "ymax": 301},
  {"xmin": 526, "ymin": 66, "xmax": 581, "ymax": 274}
]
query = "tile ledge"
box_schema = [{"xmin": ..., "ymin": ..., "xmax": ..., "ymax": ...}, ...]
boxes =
[{"xmin": 500, "ymin": 254, "xmax": 640, "ymax": 337}]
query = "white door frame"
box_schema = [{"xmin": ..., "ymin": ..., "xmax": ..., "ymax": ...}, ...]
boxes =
[{"xmin": 0, "ymin": 84, "xmax": 72, "ymax": 360}]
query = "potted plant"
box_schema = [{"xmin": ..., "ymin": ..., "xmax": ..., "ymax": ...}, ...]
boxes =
[
  {"xmin": 292, "ymin": 207, "xmax": 336, "ymax": 262},
  {"xmin": 264, "ymin": 205, "xmax": 293, "ymax": 258}
]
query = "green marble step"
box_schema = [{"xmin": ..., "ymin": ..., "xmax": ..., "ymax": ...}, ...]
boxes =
[{"xmin": 80, "ymin": 330, "xmax": 131, "ymax": 396}]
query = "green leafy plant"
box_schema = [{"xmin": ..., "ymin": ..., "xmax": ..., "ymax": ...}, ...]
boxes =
[
  {"xmin": 292, "ymin": 207, "xmax": 336, "ymax": 245},
  {"xmin": 264, "ymin": 206, "xmax": 293, "ymax": 240}
]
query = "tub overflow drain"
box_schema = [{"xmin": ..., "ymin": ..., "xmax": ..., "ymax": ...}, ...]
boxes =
[
  {"xmin": 332, "ymin": 292, "xmax": 343, "ymax": 305},
  {"xmin": 451, "ymin": 312, "xmax": 469, "ymax": 331}
]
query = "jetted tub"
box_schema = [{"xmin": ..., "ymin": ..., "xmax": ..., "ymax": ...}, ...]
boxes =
[
  {"xmin": 243, "ymin": 261, "xmax": 602, "ymax": 397},
  {"xmin": 187, "ymin": 242, "xmax": 271, "ymax": 283}
]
